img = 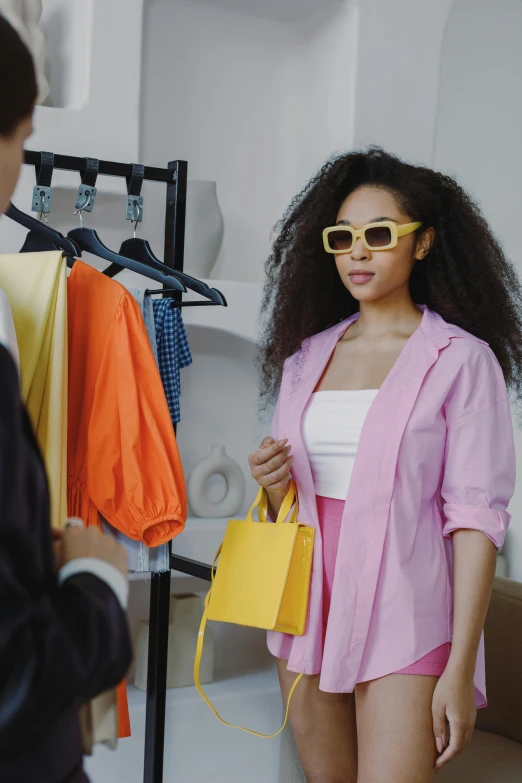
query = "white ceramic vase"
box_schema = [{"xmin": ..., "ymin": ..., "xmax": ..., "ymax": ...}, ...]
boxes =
[
  {"xmin": 184, "ymin": 180, "xmax": 224, "ymax": 279},
  {"xmin": 188, "ymin": 445, "xmax": 245, "ymax": 518}
]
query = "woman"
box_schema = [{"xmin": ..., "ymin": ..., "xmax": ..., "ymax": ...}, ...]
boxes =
[
  {"xmin": 249, "ymin": 146, "xmax": 520, "ymax": 782},
  {"xmin": 0, "ymin": 15, "xmax": 132, "ymax": 783}
]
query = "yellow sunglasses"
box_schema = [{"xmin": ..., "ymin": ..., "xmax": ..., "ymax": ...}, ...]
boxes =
[{"xmin": 322, "ymin": 221, "xmax": 423, "ymax": 254}]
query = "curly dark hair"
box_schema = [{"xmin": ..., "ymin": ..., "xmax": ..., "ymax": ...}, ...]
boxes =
[
  {"xmin": 0, "ymin": 15, "xmax": 37, "ymax": 137},
  {"xmin": 256, "ymin": 145, "xmax": 522, "ymax": 414}
]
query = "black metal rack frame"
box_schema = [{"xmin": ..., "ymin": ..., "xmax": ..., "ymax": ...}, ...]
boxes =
[{"xmin": 20, "ymin": 150, "xmax": 215, "ymax": 783}]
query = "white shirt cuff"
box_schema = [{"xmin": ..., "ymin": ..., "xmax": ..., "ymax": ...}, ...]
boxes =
[{"xmin": 58, "ymin": 558, "xmax": 129, "ymax": 610}]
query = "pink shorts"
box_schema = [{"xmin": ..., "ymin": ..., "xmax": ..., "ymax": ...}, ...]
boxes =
[{"xmin": 318, "ymin": 494, "xmax": 451, "ymax": 677}]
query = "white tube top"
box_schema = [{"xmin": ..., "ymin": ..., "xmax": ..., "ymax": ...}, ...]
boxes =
[{"xmin": 301, "ymin": 389, "xmax": 379, "ymax": 500}]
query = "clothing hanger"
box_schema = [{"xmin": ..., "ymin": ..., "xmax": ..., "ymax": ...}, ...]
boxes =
[
  {"xmin": 7, "ymin": 153, "xmax": 80, "ymax": 263},
  {"xmin": 107, "ymin": 164, "xmax": 226, "ymax": 305},
  {"xmin": 7, "ymin": 203, "xmax": 184, "ymax": 296},
  {"xmin": 6, "ymin": 202, "xmax": 80, "ymax": 263},
  {"xmin": 9, "ymin": 204, "xmax": 224, "ymax": 303},
  {"xmin": 143, "ymin": 290, "xmax": 227, "ymax": 306},
  {"xmin": 64, "ymin": 159, "xmax": 185, "ymax": 292},
  {"xmin": 66, "ymin": 226, "xmax": 187, "ymax": 293},
  {"xmin": 118, "ymin": 238, "xmax": 226, "ymax": 305}
]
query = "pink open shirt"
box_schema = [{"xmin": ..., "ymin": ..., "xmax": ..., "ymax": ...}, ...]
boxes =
[{"xmin": 267, "ymin": 306, "xmax": 516, "ymax": 708}]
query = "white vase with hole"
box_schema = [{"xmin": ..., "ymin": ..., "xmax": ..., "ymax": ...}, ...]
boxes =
[
  {"xmin": 188, "ymin": 445, "xmax": 245, "ymax": 518},
  {"xmin": 184, "ymin": 180, "xmax": 224, "ymax": 279}
]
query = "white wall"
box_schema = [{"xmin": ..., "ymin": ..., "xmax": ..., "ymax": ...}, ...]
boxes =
[
  {"xmin": 433, "ymin": 0, "xmax": 522, "ymax": 580},
  {"xmin": 353, "ymin": 0, "xmax": 455, "ymax": 164},
  {"xmin": 140, "ymin": 0, "xmax": 358, "ymax": 281},
  {"xmin": 141, "ymin": 0, "xmax": 299, "ymax": 282},
  {"xmin": 0, "ymin": 0, "xmax": 145, "ymax": 256},
  {"xmin": 289, "ymin": 2, "xmax": 358, "ymax": 193},
  {"xmin": 186, "ymin": 0, "xmax": 343, "ymax": 22},
  {"xmin": 40, "ymin": 0, "xmax": 93, "ymax": 109},
  {"xmin": 138, "ymin": 0, "xmax": 460, "ymax": 282}
]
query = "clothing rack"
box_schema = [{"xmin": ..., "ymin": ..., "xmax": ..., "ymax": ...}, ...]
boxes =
[{"xmin": 21, "ymin": 150, "xmax": 217, "ymax": 783}]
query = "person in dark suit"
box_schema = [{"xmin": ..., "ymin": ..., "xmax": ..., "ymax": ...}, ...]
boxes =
[{"xmin": 0, "ymin": 15, "xmax": 132, "ymax": 783}]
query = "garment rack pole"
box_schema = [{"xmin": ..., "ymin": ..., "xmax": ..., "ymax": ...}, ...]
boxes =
[
  {"xmin": 145, "ymin": 159, "xmax": 214, "ymax": 783},
  {"xmin": 20, "ymin": 150, "xmax": 216, "ymax": 783},
  {"xmin": 143, "ymin": 159, "xmax": 188, "ymax": 783}
]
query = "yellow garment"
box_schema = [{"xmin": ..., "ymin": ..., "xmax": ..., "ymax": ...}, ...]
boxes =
[{"xmin": 0, "ymin": 251, "xmax": 67, "ymax": 528}]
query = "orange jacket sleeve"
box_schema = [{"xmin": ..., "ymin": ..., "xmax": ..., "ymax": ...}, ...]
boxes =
[{"xmin": 87, "ymin": 293, "xmax": 186, "ymax": 546}]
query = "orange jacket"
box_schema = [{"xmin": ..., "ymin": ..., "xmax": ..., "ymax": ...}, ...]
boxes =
[
  {"xmin": 67, "ymin": 261, "xmax": 186, "ymax": 544},
  {"xmin": 67, "ymin": 261, "xmax": 187, "ymax": 736}
]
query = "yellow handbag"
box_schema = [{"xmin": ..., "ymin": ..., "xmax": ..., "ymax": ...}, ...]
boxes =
[{"xmin": 194, "ymin": 479, "xmax": 315, "ymax": 738}]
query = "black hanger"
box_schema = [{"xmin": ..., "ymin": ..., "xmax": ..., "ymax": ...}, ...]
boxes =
[
  {"xmin": 117, "ymin": 237, "xmax": 226, "ymax": 305},
  {"xmin": 67, "ymin": 226, "xmax": 187, "ymax": 293},
  {"xmin": 6, "ymin": 202, "xmax": 80, "ymax": 263},
  {"xmin": 143, "ymin": 289, "xmax": 227, "ymax": 306},
  {"xmin": 65, "ymin": 157, "xmax": 187, "ymax": 295},
  {"xmin": 119, "ymin": 236, "xmax": 161, "ymax": 266},
  {"xmin": 115, "ymin": 164, "xmax": 226, "ymax": 306},
  {"xmin": 10, "ymin": 151, "xmax": 76, "ymax": 259}
]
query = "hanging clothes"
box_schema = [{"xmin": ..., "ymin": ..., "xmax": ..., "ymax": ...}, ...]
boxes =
[
  {"xmin": 0, "ymin": 251, "xmax": 68, "ymax": 529},
  {"xmin": 0, "ymin": 286, "xmax": 20, "ymax": 374},
  {"xmin": 100, "ymin": 286, "xmax": 169, "ymax": 574},
  {"xmin": 128, "ymin": 286, "xmax": 159, "ymax": 364},
  {"xmin": 153, "ymin": 298, "xmax": 192, "ymax": 424},
  {"xmin": 67, "ymin": 261, "xmax": 187, "ymax": 738},
  {"xmin": 67, "ymin": 260, "xmax": 187, "ymax": 544}
]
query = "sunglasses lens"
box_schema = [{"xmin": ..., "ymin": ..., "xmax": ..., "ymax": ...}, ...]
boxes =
[
  {"xmin": 365, "ymin": 225, "xmax": 392, "ymax": 248},
  {"xmin": 327, "ymin": 229, "xmax": 353, "ymax": 252}
]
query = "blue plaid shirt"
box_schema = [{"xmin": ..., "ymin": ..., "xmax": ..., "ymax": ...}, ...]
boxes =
[{"xmin": 153, "ymin": 299, "xmax": 192, "ymax": 424}]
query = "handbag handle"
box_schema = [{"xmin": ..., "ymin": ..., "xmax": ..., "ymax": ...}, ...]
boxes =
[
  {"xmin": 194, "ymin": 546, "xmax": 303, "ymax": 738},
  {"xmin": 247, "ymin": 479, "xmax": 299, "ymax": 526}
]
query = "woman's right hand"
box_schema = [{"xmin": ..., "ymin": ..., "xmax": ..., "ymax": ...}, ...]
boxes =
[{"xmin": 248, "ymin": 436, "xmax": 294, "ymax": 494}]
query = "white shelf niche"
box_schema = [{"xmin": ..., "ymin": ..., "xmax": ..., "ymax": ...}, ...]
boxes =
[{"xmin": 176, "ymin": 280, "xmax": 272, "ymax": 525}]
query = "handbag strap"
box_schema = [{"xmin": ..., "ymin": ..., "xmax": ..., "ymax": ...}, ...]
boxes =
[
  {"xmin": 194, "ymin": 547, "xmax": 303, "ymax": 738},
  {"xmin": 250, "ymin": 480, "xmax": 298, "ymax": 525}
]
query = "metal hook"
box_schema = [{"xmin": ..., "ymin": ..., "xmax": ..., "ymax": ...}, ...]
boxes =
[
  {"xmin": 38, "ymin": 191, "xmax": 49, "ymax": 223},
  {"xmin": 74, "ymin": 191, "xmax": 92, "ymax": 228},
  {"xmin": 133, "ymin": 200, "xmax": 142, "ymax": 238}
]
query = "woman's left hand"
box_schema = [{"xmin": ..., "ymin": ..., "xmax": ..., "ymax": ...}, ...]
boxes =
[{"xmin": 431, "ymin": 663, "xmax": 477, "ymax": 772}]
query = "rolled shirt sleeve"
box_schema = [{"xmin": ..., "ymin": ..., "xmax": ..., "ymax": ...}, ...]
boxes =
[{"xmin": 441, "ymin": 397, "xmax": 515, "ymax": 550}]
